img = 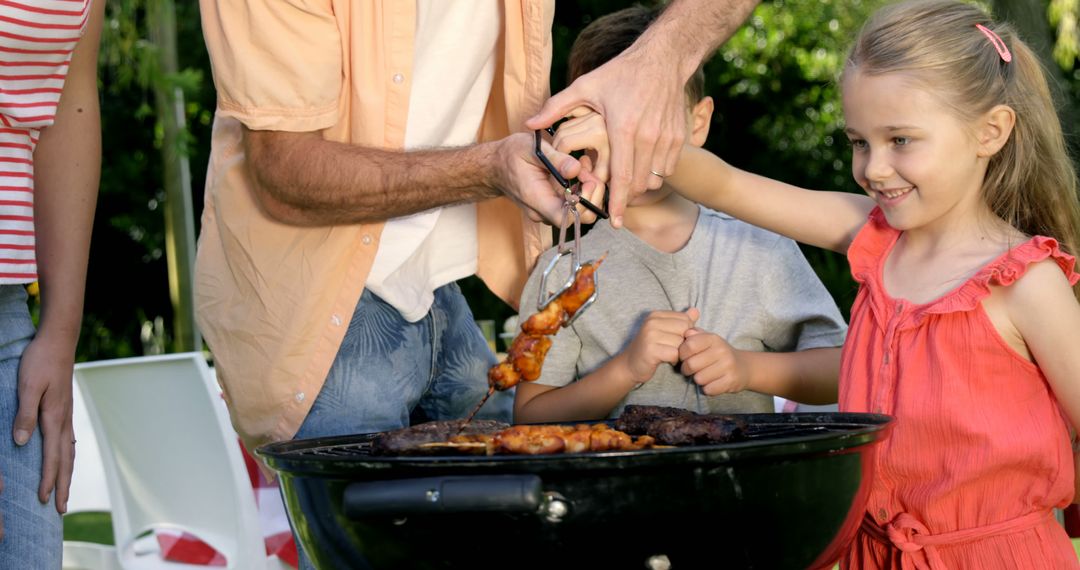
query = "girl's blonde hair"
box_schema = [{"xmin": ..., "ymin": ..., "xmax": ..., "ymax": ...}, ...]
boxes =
[{"xmin": 845, "ymin": 0, "xmax": 1080, "ymax": 298}]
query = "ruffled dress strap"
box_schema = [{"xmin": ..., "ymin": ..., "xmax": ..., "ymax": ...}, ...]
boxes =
[
  {"xmin": 845, "ymin": 207, "xmax": 1080, "ymax": 317},
  {"xmin": 924, "ymin": 234, "xmax": 1080, "ymax": 315},
  {"xmin": 847, "ymin": 207, "xmax": 898, "ymax": 286}
]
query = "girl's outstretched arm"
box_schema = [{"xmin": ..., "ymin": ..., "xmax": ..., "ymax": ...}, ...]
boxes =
[{"xmin": 667, "ymin": 146, "xmax": 874, "ymax": 253}]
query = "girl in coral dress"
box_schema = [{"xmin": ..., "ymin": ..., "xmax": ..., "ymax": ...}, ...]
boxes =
[{"xmin": 654, "ymin": 0, "xmax": 1080, "ymax": 567}]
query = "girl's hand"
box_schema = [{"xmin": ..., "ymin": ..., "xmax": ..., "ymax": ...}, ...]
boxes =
[
  {"xmin": 623, "ymin": 308, "xmax": 699, "ymax": 384},
  {"xmin": 679, "ymin": 329, "xmax": 748, "ymax": 395},
  {"xmin": 552, "ymin": 107, "xmax": 611, "ymax": 186},
  {"xmin": 552, "ymin": 107, "xmax": 609, "ymax": 221}
]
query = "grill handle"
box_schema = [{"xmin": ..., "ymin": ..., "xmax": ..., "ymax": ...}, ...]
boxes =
[{"xmin": 343, "ymin": 475, "xmax": 543, "ymax": 518}]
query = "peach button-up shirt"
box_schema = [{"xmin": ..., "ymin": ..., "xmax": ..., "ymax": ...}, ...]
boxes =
[{"xmin": 196, "ymin": 0, "xmax": 554, "ymax": 451}]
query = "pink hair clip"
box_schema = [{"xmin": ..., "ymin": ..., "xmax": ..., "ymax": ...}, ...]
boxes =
[{"xmin": 975, "ymin": 24, "xmax": 1012, "ymax": 63}]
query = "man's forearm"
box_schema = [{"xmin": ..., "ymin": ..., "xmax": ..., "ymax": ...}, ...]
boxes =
[
  {"xmin": 245, "ymin": 129, "xmax": 505, "ymax": 226},
  {"xmin": 641, "ymin": 0, "xmax": 760, "ymax": 79}
]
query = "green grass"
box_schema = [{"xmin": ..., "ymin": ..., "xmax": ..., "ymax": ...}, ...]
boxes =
[{"xmin": 63, "ymin": 511, "xmax": 113, "ymax": 546}]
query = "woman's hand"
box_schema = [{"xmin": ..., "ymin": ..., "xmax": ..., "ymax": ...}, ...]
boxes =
[{"xmin": 13, "ymin": 333, "xmax": 76, "ymax": 514}]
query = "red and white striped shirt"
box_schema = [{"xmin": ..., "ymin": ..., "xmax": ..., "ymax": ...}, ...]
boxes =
[{"xmin": 0, "ymin": 0, "xmax": 92, "ymax": 283}]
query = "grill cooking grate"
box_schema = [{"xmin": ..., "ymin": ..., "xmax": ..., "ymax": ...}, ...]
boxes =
[
  {"xmin": 284, "ymin": 421, "xmax": 862, "ymax": 460},
  {"xmin": 301, "ymin": 441, "xmax": 374, "ymax": 458}
]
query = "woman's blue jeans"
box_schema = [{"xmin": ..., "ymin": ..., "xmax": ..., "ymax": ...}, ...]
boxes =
[{"xmin": 0, "ymin": 285, "xmax": 61, "ymax": 569}]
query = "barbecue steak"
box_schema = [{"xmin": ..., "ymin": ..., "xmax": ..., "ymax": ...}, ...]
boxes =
[{"xmin": 614, "ymin": 405, "xmax": 747, "ymax": 445}]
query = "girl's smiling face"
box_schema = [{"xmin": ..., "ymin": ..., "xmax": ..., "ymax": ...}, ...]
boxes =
[{"xmin": 842, "ymin": 71, "xmax": 991, "ymax": 233}]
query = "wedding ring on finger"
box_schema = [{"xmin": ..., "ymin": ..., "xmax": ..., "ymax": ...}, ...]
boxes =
[{"xmin": 649, "ymin": 169, "xmax": 665, "ymax": 179}]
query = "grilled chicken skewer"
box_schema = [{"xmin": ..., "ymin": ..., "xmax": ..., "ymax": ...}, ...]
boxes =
[
  {"xmin": 423, "ymin": 423, "xmax": 657, "ymax": 455},
  {"xmin": 490, "ymin": 255, "xmax": 604, "ymax": 390},
  {"xmin": 460, "ymin": 256, "xmax": 605, "ymax": 427}
]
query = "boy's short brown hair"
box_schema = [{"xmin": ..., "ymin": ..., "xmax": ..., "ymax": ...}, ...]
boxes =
[{"xmin": 567, "ymin": 4, "xmax": 706, "ymax": 103}]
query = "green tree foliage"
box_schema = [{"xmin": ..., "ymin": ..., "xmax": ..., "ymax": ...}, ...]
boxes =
[{"xmin": 1050, "ymin": 0, "xmax": 1079, "ymax": 69}]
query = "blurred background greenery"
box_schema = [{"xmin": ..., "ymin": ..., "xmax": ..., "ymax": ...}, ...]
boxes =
[{"xmin": 70, "ymin": 0, "xmax": 1080, "ymax": 360}]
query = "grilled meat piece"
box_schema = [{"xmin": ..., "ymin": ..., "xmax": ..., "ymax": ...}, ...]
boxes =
[
  {"xmin": 614, "ymin": 405, "xmax": 747, "ymax": 445},
  {"xmin": 646, "ymin": 416, "xmax": 747, "ymax": 446},
  {"xmin": 488, "ymin": 256, "xmax": 604, "ymax": 392},
  {"xmin": 614, "ymin": 405, "xmax": 696, "ymax": 434},
  {"xmin": 480, "ymin": 423, "xmax": 656, "ymax": 455},
  {"xmin": 370, "ymin": 419, "xmax": 509, "ymax": 455},
  {"xmin": 375, "ymin": 421, "xmax": 656, "ymax": 456}
]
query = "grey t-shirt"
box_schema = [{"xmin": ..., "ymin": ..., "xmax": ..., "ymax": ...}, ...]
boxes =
[{"xmin": 518, "ymin": 206, "xmax": 847, "ymax": 417}]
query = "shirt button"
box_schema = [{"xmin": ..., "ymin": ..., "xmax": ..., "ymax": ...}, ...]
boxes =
[
  {"xmin": 392, "ymin": 73, "xmax": 404, "ymax": 84},
  {"xmin": 361, "ymin": 234, "xmax": 373, "ymax": 245},
  {"xmin": 878, "ymin": 508, "xmax": 888, "ymax": 521},
  {"xmin": 295, "ymin": 391, "xmax": 305, "ymax": 403},
  {"xmin": 331, "ymin": 314, "xmax": 342, "ymax": 327}
]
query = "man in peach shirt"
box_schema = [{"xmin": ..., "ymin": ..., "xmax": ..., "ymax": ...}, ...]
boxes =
[{"xmin": 196, "ymin": 1, "xmax": 758, "ymax": 565}]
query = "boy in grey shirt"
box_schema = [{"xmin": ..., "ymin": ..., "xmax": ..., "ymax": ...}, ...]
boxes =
[{"xmin": 514, "ymin": 6, "xmax": 847, "ymax": 423}]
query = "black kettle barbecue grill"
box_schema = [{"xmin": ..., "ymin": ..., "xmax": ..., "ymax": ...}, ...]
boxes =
[{"xmin": 258, "ymin": 412, "xmax": 893, "ymax": 569}]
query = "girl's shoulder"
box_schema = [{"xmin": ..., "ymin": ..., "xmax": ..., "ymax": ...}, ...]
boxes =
[
  {"xmin": 948, "ymin": 235, "xmax": 1079, "ymax": 316},
  {"xmin": 983, "ymin": 236, "xmax": 1079, "ymax": 290},
  {"xmin": 990, "ymin": 241, "xmax": 1079, "ymax": 311},
  {"xmin": 987, "ymin": 240, "xmax": 1080, "ymax": 364}
]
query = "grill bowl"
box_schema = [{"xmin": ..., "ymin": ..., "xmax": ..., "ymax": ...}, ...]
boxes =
[{"xmin": 258, "ymin": 412, "xmax": 893, "ymax": 569}]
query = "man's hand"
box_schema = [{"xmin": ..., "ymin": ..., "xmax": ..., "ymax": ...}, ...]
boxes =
[
  {"xmin": 679, "ymin": 328, "xmax": 748, "ymax": 395},
  {"xmin": 623, "ymin": 308, "xmax": 699, "ymax": 384},
  {"xmin": 526, "ymin": 45, "xmax": 685, "ymax": 228},
  {"xmin": 494, "ymin": 132, "xmax": 604, "ymax": 225},
  {"xmin": 13, "ymin": 335, "xmax": 76, "ymax": 515}
]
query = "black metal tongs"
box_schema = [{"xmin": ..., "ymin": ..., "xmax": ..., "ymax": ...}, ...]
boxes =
[{"xmin": 532, "ymin": 125, "xmax": 607, "ymax": 324}]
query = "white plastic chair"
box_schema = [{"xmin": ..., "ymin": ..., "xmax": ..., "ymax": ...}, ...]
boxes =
[
  {"xmin": 69, "ymin": 378, "xmax": 112, "ymax": 514},
  {"xmin": 63, "ymin": 376, "xmax": 121, "ymax": 569},
  {"xmin": 69, "ymin": 352, "xmax": 288, "ymax": 569}
]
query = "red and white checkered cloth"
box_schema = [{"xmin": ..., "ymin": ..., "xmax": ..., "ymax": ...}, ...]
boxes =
[{"xmin": 153, "ymin": 441, "xmax": 298, "ymax": 567}]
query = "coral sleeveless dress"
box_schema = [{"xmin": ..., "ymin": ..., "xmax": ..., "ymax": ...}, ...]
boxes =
[{"xmin": 839, "ymin": 209, "xmax": 1080, "ymax": 569}]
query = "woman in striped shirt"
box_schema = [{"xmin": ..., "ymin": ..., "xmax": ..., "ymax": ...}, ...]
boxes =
[{"xmin": 0, "ymin": 0, "xmax": 105, "ymax": 566}]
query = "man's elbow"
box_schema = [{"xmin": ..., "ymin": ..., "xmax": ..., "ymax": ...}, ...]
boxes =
[
  {"xmin": 246, "ymin": 167, "xmax": 312, "ymax": 225},
  {"xmin": 243, "ymin": 129, "xmax": 315, "ymax": 225}
]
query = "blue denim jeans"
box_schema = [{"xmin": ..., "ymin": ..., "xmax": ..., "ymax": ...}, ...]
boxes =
[
  {"xmin": 291, "ymin": 283, "xmax": 512, "ymax": 569},
  {"xmin": 0, "ymin": 285, "xmax": 61, "ymax": 569}
]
